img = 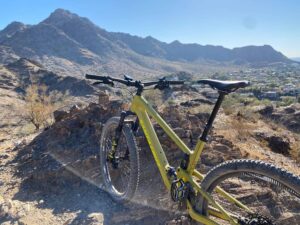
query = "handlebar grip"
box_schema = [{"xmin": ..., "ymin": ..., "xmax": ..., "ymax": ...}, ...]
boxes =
[
  {"xmin": 85, "ymin": 74, "xmax": 114, "ymax": 86},
  {"xmin": 168, "ymin": 80, "xmax": 185, "ymax": 85},
  {"xmin": 85, "ymin": 74, "xmax": 107, "ymax": 80}
]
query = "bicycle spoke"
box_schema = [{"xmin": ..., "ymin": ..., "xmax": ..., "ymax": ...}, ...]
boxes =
[{"xmin": 208, "ymin": 175, "xmax": 300, "ymax": 224}]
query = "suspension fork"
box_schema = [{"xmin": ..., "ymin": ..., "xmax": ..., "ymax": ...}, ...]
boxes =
[
  {"xmin": 108, "ymin": 111, "xmax": 137, "ymax": 166},
  {"xmin": 113, "ymin": 110, "xmax": 137, "ymax": 148}
]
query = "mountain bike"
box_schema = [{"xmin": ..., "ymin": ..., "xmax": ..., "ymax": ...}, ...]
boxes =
[{"xmin": 86, "ymin": 74, "xmax": 300, "ymax": 225}]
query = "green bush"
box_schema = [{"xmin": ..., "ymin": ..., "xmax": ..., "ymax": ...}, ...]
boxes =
[
  {"xmin": 276, "ymin": 96, "xmax": 296, "ymax": 107},
  {"xmin": 222, "ymin": 94, "xmax": 272, "ymax": 115}
]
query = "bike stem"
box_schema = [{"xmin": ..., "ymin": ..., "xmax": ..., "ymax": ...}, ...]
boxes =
[{"xmin": 200, "ymin": 92, "xmax": 226, "ymax": 142}]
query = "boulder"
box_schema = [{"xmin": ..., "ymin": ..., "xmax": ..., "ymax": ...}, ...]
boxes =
[
  {"xmin": 268, "ymin": 136, "xmax": 291, "ymax": 155},
  {"xmin": 257, "ymin": 105, "xmax": 274, "ymax": 115},
  {"xmin": 53, "ymin": 109, "xmax": 68, "ymax": 122},
  {"xmin": 255, "ymin": 132, "xmax": 291, "ymax": 156}
]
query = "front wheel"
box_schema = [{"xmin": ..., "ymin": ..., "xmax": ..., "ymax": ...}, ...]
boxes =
[
  {"xmin": 100, "ymin": 117, "xmax": 140, "ymax": 203},
  {"xmin": 194, "ymin": 159, "xmax": 300, "ymax": 225}
]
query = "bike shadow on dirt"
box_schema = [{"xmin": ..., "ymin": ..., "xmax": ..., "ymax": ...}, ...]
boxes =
[
  {"xmin": 10, "ymin": 139, "xmax": 176, "ymax": 225},
  {"xmin": 12, "ymin": 171, "xmax": 177, "ymax": 225},
  {"xmin": 8, "ymin": 107, "xmax": 184, "ymax": 225}
]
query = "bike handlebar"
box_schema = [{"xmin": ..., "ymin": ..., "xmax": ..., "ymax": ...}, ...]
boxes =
[
  {"xmin": 85, "ymin": 74, "xmax": 184, "ymax": 89},
  {"xmin": 85, "ymin": 74, "xmax": 128, "ymax": 86}
]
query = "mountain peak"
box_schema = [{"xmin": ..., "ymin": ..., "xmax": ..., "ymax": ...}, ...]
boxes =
[
  {"xmin": 43, "ymin": 8, "xmax": 81, "ymax": 25},
  {"xmin": 1, "ymin": 21, "xmax": 26, "ymax": 33},
  {"xmin": 51, "ymin": 8, "xmax": 76, "ymax": 18},
  {"xmin": 0, "ymin": 21, "xmax": 27, "ymax": 42},
  {"xmin": 170, "ymin": 40, "xmax": 181, "ymax": 45},
  {"xmin": 5, "ymin": 21, "xmax": 25, "ymax": 29}
]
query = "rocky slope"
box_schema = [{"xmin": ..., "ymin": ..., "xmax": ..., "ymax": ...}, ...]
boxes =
[
  {"xmin": 0, "ymin": 58, "xmax": 95, "ymax": 96},
  {"xmin": 0, "ymin": 9, "xmax": 291, "ymax": 77},
  {"xmin": 0, "ymin": 57, "xmax": 99, "ymax": 147}
]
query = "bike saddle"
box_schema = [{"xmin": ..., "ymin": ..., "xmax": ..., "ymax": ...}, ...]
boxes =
[{"xmin": 197, "ymin": 79, "xmax": 249, "ymax": 93}]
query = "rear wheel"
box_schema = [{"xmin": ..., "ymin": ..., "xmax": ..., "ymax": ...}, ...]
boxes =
[
  {"xmin": 100, "ymin": 117, "xmax": 140, "ymax": 203},
  {"xmin": 193, "ymin": 160, "xmax": 300, "ymax": 225}
]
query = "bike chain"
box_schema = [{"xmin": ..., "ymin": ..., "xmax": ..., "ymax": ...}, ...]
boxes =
[{"xmin": 238, "ymin": 213, "xmax": 275, "ymax": 225}]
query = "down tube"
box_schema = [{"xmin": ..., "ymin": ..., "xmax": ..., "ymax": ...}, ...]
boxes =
[{"xmin": 136, "ymin": 110, "xmax": 171, "ymax": 190}]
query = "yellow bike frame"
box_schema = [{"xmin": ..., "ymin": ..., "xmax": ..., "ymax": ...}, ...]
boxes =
[{"xmin": 130, "ymin": 95, "xmax": 252, "ymax": 225}]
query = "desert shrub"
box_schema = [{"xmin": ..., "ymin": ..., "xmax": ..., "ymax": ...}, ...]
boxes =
[
  {"xmin": 167, "ymin": 99, "xmax": 176, "ymax": 105},
  {"xmin": 276, "ymin": 96, "xmax": 296, "ymax": 107},
  {"xmin": 258, "ymin": 99, "xmax": 272, "ymax": 106},
  {"xmin": 198, "ymin": 104, "xmax": 213, "ymax": 114},
  {"xmin": 244, "ymin": 97, "xmax": 272, "ymax": 107},
  {"xmin": 223, "ymin": 93, "xmax": 274, "ymax": 115},
  {"xmin": 186, "ymin": 103, "xmax": 213, "ymax": 116},
  {"xmin": 236, "ymin": 106, "xmax": 260, "ymax": 122},
  {"xmin": 229, "ymin": 118, "xmax": 253, "ymax": 141},
  {"xmin": 24, "ymin": 84, "xmax": 68, "ymax": 130},
  {"xmin": 222, "ymin": 94, "xmax": 242, "ymax": 115}
]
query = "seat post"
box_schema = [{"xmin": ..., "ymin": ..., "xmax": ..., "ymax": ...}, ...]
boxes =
[{"xmin": 200, "ymin": 92, "xmax": 226, "ymax": 142}]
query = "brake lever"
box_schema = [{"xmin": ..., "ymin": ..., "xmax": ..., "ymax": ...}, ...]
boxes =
[
  {"xmin": 159, "ymin": 76, "xmax": 166, "ymax": 81},
  {"xmin": 92, "ymin": 81, "xmax": 114, "ymax": 87},
  {"xmin": 92, "ymin": 81, "xmax": 103, "ymax": 85},
  {"xmin": 124, "ymin": 74, "xmax": 133, "ymax": 81}
]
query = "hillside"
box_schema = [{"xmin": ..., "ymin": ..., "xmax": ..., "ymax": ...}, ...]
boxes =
[
  {"xmin": 0, "ymin": 58, "xmax": 98, "ymax": 145},
  {"xmin": 1, "ymin": 87, "xmax": 299, "ymax": 224},
  {"xmin": 0, "ymin": 9, "xmax": 291, "ymax": 77}
]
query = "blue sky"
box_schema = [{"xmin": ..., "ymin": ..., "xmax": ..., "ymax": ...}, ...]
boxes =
[{"xmin": 0, "ymin": 0, "xmax": 299, "ymax": 57}]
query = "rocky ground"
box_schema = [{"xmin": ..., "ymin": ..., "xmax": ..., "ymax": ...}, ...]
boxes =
[{"xmin": 0, "ymin": 86, "xmax": 299, "ymax": 225}]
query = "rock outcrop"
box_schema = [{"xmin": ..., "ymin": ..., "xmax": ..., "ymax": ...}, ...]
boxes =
[
  {"xmin": 255, "ymin": 132, "xmax": 292, "ymax": 155},
  {"xmin": 258, "ymin": 104, "xmax": 300, "ymax": 133}
]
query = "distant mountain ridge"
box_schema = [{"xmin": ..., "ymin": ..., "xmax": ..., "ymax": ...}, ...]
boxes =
[
  {"xmin": 291, "ymin": 57, "xmax": 300, "ymax": 62},
  {"xmin": 112, "ymin": 32, "xmax": 288, "ymax": 63},
  {"xmin": 1, "ymin": 57, "xmax": 95, "ymax": 96},
  {"xmin": 0, "ymin": 9, "xmax": 291, "ymax": 77}
]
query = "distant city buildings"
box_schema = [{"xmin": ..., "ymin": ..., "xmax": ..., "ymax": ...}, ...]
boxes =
[{"xmin": 210, "ymin": 62, "xmax": 300, "ymax": 102}]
